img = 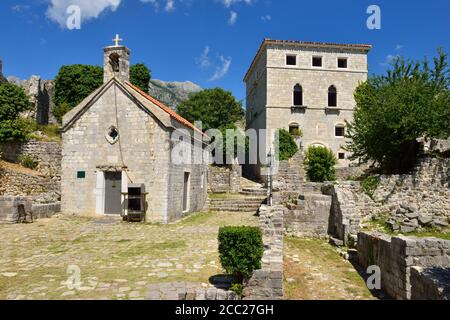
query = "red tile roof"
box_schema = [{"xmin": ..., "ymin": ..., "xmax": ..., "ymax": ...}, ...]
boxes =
[
  {"xmin": 244, "ymin": 38, "xmax": 373, "ymax": 81},
  {"xmin": 125, "ymin": 81, "xmax": 206, "ymax": 137}
]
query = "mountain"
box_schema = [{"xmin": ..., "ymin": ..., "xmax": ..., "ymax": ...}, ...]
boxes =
[{"xmin": 148, "ymin": 79, "xmax": 202, "ymax": 111}]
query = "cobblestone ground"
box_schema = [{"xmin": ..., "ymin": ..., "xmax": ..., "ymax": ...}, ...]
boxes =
[
  {"xmin": 0, "ymin": 211, "xmax": 258, "ymax": 300},
  {"xmin": 284, "ymin": 237, "xmax": 377, "ymax": 300}
]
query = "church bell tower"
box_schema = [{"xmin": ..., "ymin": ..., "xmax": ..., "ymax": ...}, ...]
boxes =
[{"xmin": 104, "ymin": 34, "xmax": 130, "ymax": 83}]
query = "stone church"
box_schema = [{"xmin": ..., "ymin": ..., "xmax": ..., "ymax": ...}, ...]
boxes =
[
  {"xmin": 61, "ymin": 38, "xmax": 209, "ymax": 223},
  {"xmin": 245, "ymin": 39, "xmax": 372, "ymax": 178}
]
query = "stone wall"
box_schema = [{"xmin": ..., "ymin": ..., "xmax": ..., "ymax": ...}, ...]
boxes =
[
  {"xmin": 207, "ymin": 165, "xmax": 241, "ymax": 194},
  {"xmin": 410, "ymin": 266, "xmax": 450, "ymax": 300},
  {"xmin": 0, "ymin": 165, "xmax": 60, "ymax": 203},
  {"xmin": 285, "ymin": 183, "xmax": 332, "ymax": 238},
  {"xmin": 357, "ymin": 231, "xmax": 450, "ymax": 299},
  {"xmin": 0, "ymin": 140, "xmax": 62, "ymax": 177},
  {"xmin": 323, "ymin": 181, "xmax": 375, "ymax": 244},
  {"xmin": 244, "ymin": 205, "xmax": 284, "ymax": 300},
  {"xmin": 373, "ymin": 157, "xmax": 450, "ymax": 232},
  {"xmin": 0, "ymin": 196, "xmax": 60, "ymax": 223},
  {"xmin": 324, "ymin": 157, "xmax": 450, "ymax": 242}
]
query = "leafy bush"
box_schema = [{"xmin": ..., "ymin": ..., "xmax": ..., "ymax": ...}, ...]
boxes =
[
  {"xmin": 346, "ymin": 49, "xmax": 450, "ymax": 173},
  {"xmin": 130, "ymin": 63, "xmax": 151, "ymax": 93},
  {"xmin": 218, "ymin": 226, "xmax": 264, "ymax": 284},
  {"xmin": 19, "ymin": 154, "xmax": 39, "ymax": 170},
  {"xmin": 304, "ymin": 146, "xmax": 337, "ymax": 182},
  {"xmin": 290, "ymin": 127, "xmax": 303, "ymax": 137},
  {"xmin": 230, "ymin": 283, "xmax": 244, "ymax": 297},
  {"xmin": 0, "ymin": 83, "xmax": 31, "ymax": 120},
  {"xmin": 0, "ymin": 119, "xmax": 31, "ymax": 142},
  {"xmin": 361, "ymin": 175, "xmax": 380, "ymax": 199},
  {"xmin": 275, "ymin": 129, "xmax": 299, "ymax": 161}
]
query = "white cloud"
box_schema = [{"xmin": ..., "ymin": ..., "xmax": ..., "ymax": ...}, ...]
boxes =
[
  {"xmin": 196, "ymin": 46, "xmax": 212, "ymax": 69},
  {"xmin": 219, "ymin": 0, "xmax": 253, "ymax": 8},
  {"xmin": 46, "ymin": 0, "xmax": 121, "ymax": 27},
  {"xmin": 165, "ymin": 0, "xmax": 175, "ymax": 12},
  {"xmin": 11, "ymin": 5, "xmax": 31, "ymax": 12},
  {"xmin": 261, "ymin": 14, "xmax": 271, "ymax": 22},
  {"xmin": 228, "ymin": 11, "xmax": 237, "ymax": 25},
  {"xmin": 380, "ymin": 54, "xmax": 400, "ymax": 67},
  {"xmin": 395, "ymin": 44, "xmax": 404, "ymax": 50},
  {"xmin": 209, "ymin": 56, "xmax": 232, "ymax": 81}
]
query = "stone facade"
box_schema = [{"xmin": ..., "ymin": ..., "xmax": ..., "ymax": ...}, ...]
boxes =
[
  {"xmin": 61, "ymin": 44, "xmax": 209, "ymax": 223},
  {"xmin": 207, "ymin": 165, "xmax": 241, "ymax": 194},
  {"xmin": 244, "ymin": 205, "xmax": 284, "ymax": 300},
  {"xmin": 245, "ymin": 39, "xmax": 371, "ymax": 178},
  {"xmin": 357, "ymin": 231, "xmax": 450, "ymax": 300}
]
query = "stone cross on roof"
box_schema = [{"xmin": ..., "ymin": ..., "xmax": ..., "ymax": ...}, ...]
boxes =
[{"xmin": 112, "ymin": 34, "xmax": 123, "ymax": 47}]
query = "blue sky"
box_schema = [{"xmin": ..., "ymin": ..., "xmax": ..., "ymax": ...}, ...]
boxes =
[{"xmin": 1, "ymin": 0, "xmax": 449, "ymax": 104}]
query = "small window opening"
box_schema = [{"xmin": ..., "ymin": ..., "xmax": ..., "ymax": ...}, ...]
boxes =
[
  {"xmin": 338, "ymin": 58, "xmax": 348, "ymax": 68},
  {"xmin": 335, "ymin": 125, "xmax": 345, "ymax": 137},
  {"xmin": 312, "ymin": 56, "xmax": 322, "ymax": 67},
  {"xmin": 286, "ymin": 55, "xmax": 297, "ymax": 66},
  {"xmin": 338, "ymin": 152, "xmax": 345, "ymax": 160}
]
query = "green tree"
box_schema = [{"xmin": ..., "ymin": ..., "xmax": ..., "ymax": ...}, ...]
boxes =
[
  {"xmin": 130, "ymin": 63, "xmax": 151, "ymax": 93},
  {"xmin": 346, "ymin": 49, "xmax": 450, "ymax": 173},
  {"xmin": 0, "ymin": 83, "xmax": 32, "ymax": 142},
  {"xmin": 304, "ymin": 146, "xmax": 337, "ymax": 182},
  {"xmin": 53, "ymin": 63, "xmax": 152, "ymax": 122},
  {"xmin": 54, "ymin": 65, "xmax": 103, "ymax": 111},
  {"xmin": 275, "ymin": 129, "xmax": 299, "ymax": 161},
  {"xmin": 177, "ymin": 88, "xmax": 244, "ymax": 131},
  {"xmin": 0, "ymin": 83, "xmax": 31, "ymax": 120},
  {"xmin": 213, "ymin": 123, "xmax": 249, "ymax": 164}
]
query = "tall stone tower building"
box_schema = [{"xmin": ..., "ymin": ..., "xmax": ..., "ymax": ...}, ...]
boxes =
[{"xmin": 244, "ymin": 39, "xmax": 372, "ymax": 178}]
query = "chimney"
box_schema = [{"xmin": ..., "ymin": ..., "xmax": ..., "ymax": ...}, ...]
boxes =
[{"xmin": 103, "ymin": 35, "xmax": 130, "ymax": 83}]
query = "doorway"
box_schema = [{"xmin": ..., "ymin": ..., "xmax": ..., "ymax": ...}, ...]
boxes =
[
  {"xmin": 183, "ymin": 172, "xmax": 190, "ymax": 212},
  {"xmin": 104, "ymin": 172, "xmax": 122, "ymax": 215}
]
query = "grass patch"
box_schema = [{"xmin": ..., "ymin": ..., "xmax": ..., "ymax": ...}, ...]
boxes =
[
  {"xmin": 178, "ymin": 211, "xmax": 215, "ymax": 225},
  {"xmin": 28, "ymin": 124, "xmax": 61, "ymax": 142},
  {"xmin": 208, "ymin": 193, "xmax": 247, "ymax": 200},
  {"xmin": 284, "ymin": 237, "xmax": 375, "ymax": 300}
]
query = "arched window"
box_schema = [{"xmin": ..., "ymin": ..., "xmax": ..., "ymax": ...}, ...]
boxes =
[
  {"xmin": 328, "ymin": 85, "xmax": 337, "ymax": 107},
  {"xmin": 293, "ymin": 84, "xmax": 303, "ymax": 106},
  {"xmin": 289, "ymin": 123, "xmax": 301, "ymax": 137}
]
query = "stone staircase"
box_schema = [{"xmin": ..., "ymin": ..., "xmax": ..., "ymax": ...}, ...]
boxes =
[{"xmin": 206, "ymin": 178, "xmax": 267, "ymax": 213}]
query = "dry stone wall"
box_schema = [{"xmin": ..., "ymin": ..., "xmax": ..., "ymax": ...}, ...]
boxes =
[
  {"xmin": 207, "ymin": 165, "xmax": 241, "ymax": 194},
  {"xmin": 244, "ymin": 205, "xmax": 284, "ymax": 300},
  {"xmin": 0, "ymin": 166, "xmax": 60, "ymax": 203},
  {"xmin": 410, "ymin": 266, "xmax": 450, "ymax": 300},
  {"xmin": 0, "ymin": 140, "xmax": 62, "ymax": 178},
  {"xmin": 357, "ymin": 231, "xmax": 450, "ymax": 300}
]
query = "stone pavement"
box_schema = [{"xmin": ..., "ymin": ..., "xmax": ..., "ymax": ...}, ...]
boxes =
[{"xmin": 0, "ymin": 211, "xmax": 258, "ymax": 300}]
